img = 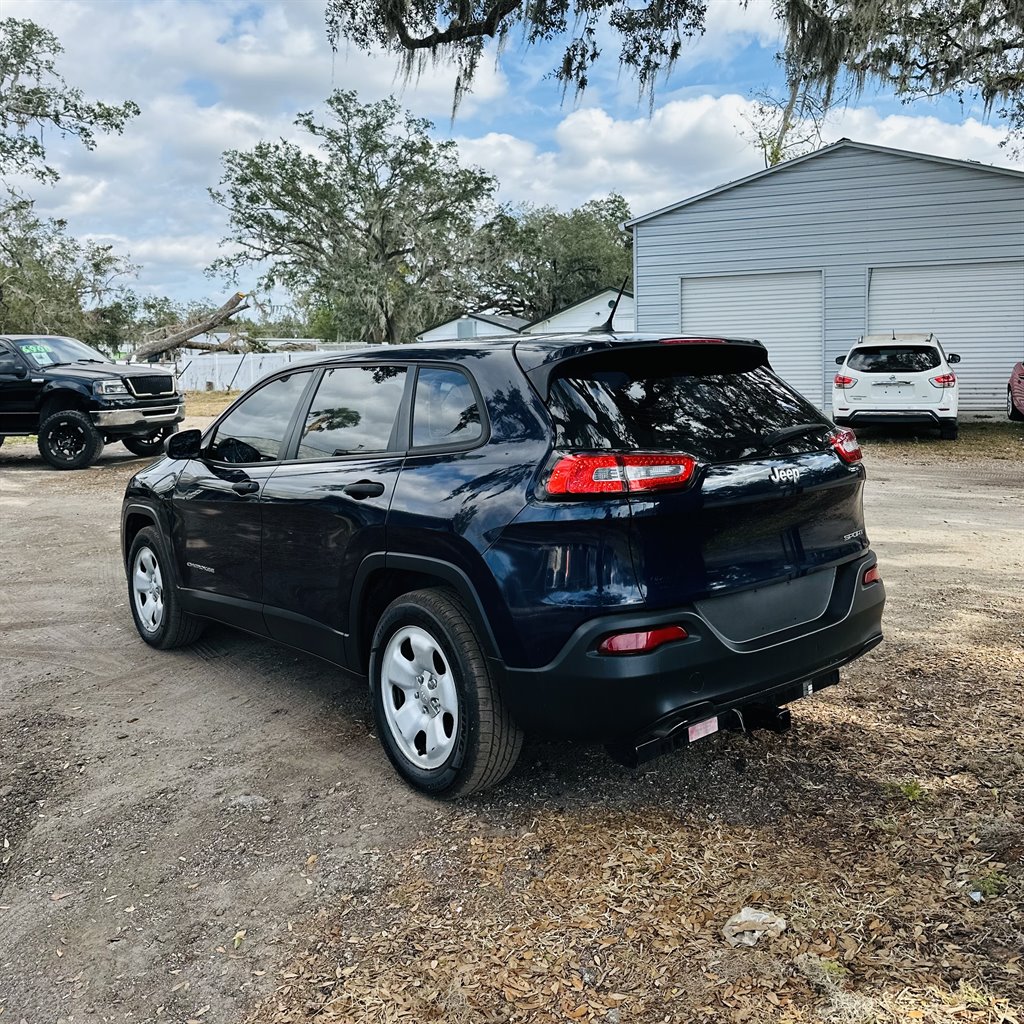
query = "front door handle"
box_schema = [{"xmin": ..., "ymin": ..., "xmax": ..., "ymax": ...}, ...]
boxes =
[
  {"xmin": 343, "ymin": 480, "xmax": 385, "ymax": 500},
  {"xmin": 232, "ymin": 480, "xmax": 260, "ymax": 495}
]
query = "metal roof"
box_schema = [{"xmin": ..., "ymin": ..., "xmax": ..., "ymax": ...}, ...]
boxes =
[{"xmin": 623, "ymin": 139, "xmax": 1024, "ymax": 229}]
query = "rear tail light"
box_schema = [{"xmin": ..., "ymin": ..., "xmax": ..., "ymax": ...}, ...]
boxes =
[
  {"xmin": 862, "ymin": 565, "xmax": 881, "ymax": 585},
  {"xmin": 829, "ymin": 427, "xmax": 862, "ymax": 464},
  {"xmin": 598, "ymin": 625, "xmax": 688, "ymax": 655},
  {"xmin": 546, "ymin": 452, "xmax": 697, "ymax": 496},
  {"xmin": 930, "ymin": 372, "xmax": 956, "ymax": 388},
  {"xmin": 833, "ymin": 374, "xmax": 857, "ymax": 389}
]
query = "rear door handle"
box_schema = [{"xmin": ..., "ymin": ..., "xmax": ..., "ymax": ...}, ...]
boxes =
[
  {"xmin": 343, "ymin": 480, "xmax": 385, "ymax": 500},
  {"xmin": 231, "ymin": 480, "xmax": 260, "ymax": 495}
]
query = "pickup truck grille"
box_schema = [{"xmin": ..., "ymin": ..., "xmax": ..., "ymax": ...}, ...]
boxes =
[{"xmin": 125, "ymin": 374, "xmax": 175, "ymax": 397}]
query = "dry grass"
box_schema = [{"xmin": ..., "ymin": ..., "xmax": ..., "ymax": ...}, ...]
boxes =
[
  {"xmin": 250, "ymin": 621, "xmax": 1023, "ymax": 1022},
  {"xmin": 182, "ymin": 389, "xmax": 239, "ymax": 417},
  {"xmin": 857, "ymin": 420, "xmax": 1024, "ymax": 463}
]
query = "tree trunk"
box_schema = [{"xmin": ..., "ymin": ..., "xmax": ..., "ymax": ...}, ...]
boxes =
[{"xmin": 132, "ymin": 292, "xmax": 251, "ymax": 361}]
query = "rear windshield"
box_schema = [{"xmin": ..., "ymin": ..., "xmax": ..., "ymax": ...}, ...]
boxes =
[
  {"xmin": 847, "ymin": 346, "xmax": 940, "ymax": 373},
  {"xmin": 546, "ymin": 348, "xmax": 832, "ymax": 463}
]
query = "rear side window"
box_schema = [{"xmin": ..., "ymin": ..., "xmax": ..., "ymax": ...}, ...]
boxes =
[
  {"xmin": 546, "ymin": 348, "xmax": 830, "ymax": 463},
  {"xmin": 296, "ymin": 365, "xmax": 406, "ymax": 459},
  {"xmin": 847, "ymin": 346, "xmax": 941, "ymax": 372},
  {"xmin": 412, "ymin": 367, "xmax": 482, "ymax": 448},
  {"xmin": 207, "ymin": 371, "xmax": 311, "ymax": 464}
]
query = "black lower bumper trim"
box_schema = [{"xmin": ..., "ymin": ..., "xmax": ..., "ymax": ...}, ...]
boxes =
[{"xmin": 610, "ymin": 664, "xmax": 854, "ymax": 768}]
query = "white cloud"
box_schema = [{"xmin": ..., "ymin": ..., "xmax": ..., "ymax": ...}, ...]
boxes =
[
  {"xmin": 458, "ymin": 96, "xmax": 1023, "ymax": 219},
  {"xmin": 5, "ymin": 0, "xmax": 1020, "ymax": 305}
]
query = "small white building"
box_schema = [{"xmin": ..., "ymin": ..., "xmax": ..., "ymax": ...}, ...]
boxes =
[
  {"xmin": 521, "ymin": 288, "xmax": 634, "ymax": 334},
  {"xmin": 417, "ymin": 312, "xmax": 528, "ymax": 342}
]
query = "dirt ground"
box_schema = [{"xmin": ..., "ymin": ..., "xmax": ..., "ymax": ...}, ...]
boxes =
[{"xmin": 1, "ymin": 421, "xmax": 1021, "ymax": 1024}]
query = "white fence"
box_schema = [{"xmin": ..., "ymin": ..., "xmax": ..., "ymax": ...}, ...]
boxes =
[{"xmin": 172, "ymin": 346, "xmax": 368, "ymax": 392}]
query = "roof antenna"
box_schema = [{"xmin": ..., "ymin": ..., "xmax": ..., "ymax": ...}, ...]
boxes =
[
  {"xmin": 589, "ymin": 277, "xmax": 630, "ymax": 334},
  {"xmin": 891, "ymin": 328, "xmax": 896, "ymax": 340}
]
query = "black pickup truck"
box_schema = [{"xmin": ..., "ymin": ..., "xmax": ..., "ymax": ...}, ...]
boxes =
[{"xmin": 0, "ymin": 334, "xmax": 184, "ymax": 469}]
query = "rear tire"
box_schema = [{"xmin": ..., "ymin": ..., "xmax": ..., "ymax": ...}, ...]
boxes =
[
  {"xmin": 127, "ymin": 527, "xmax": 204, "ymax": 649},
  {"xmin": 1009, "ymin": 389, "xmax": 1024, "ymax": 422},
  {"xmin": 370, "ymin": 588, "xmax": 523, "ymax": 798},
  {"xmin": 123, "ymin": 425, "xmax": 177, "ymax": 457},
  {"xmin": 940, "ymin": 420, "xmax": 958, "ymax": 441},
  {"xmin": 37, "ymin": 409, "xmax": 104, "ymax": 469}
]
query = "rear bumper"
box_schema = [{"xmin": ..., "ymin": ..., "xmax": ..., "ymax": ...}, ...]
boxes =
[
  {"xmin": 499, "ymin": 554, "xmax": 885, "ymax": 742},
  {"xmin": 833, "ymin": 409, "xmax": 953, "ymax": 426}
]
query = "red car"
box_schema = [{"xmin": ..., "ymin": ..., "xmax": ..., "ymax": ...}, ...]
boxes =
[{"xmin": 1009, "ymin": 362, "xmax": 1024, "ymax": 421}]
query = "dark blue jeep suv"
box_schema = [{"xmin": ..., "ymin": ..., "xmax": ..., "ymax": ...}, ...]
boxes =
[{"xmin": 121, "ymin": 333, "xmax": 885, "ymax": 796}]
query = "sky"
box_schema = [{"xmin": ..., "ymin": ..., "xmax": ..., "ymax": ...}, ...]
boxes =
[{"xmin": 6, "ymin": 0, "xmax": 1022, "ymax": 307}]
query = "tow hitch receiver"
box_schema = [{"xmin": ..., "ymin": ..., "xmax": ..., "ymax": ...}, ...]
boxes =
[{"xmin": 606, "ymin": 668, "xmax": 841, "ymax": 768}]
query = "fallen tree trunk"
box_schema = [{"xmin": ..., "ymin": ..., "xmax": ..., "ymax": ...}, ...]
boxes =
[{"xmin": 131, "ymin": 292, "xmax": 251, "ymax": 361}]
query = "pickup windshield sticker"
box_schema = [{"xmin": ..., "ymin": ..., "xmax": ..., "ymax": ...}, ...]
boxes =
[{"xmin": 20, "ymin": 345, "xmax": 55, "ymax": 366}]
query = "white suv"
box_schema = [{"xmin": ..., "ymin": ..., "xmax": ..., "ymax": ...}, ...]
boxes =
[{"xmin": 832, "ymin": 333, "xmax": 961, "ymax": 440}]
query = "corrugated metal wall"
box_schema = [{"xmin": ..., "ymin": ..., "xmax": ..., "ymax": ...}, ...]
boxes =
[{"xmin": 631, "ymin": 144, "xmax": 1024, "ymax": 412}]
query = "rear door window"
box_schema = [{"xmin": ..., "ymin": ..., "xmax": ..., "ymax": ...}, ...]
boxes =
[
  {"xmin": 296, "ymin": 365, "xmax": 407, "ymax": 460},
  {"xmin": 847, "ymin": 346, "xmax": 941, "ymax": 372},
  {"xmin": 546, "ymin": 347, "xmax": 831, "ymax": 463}
]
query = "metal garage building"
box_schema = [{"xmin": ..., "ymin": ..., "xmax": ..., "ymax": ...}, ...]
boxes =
[{"xmin": 625, "ymin": 139, "xmax": 1024, "ymax": 412}]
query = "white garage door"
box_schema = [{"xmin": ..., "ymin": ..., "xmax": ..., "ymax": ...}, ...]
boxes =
[
  {"xmin": 868, "ymin": 261, "xmax": 1024, "ymax": 412},
  {"xmin": 680, "ymin": 271, "xmax": 825, "ymax": 407}
]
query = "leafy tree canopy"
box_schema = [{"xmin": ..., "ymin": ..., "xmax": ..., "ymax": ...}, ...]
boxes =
[
  {"xmin": 0, "ymin": 198, "xmax": 137, "ymax": 352},
  {"xmin": 475, "ymin": 194, "xmax": 632, "ymax": 322},
  {"xmin": 326, "ymin": 0, "xmax": 1024, "ymax": 140},
  {"xmin": 208, "ymin": 90, "xmax": 497, "ymax": 344},
  {"xmin": 0, "ymin": 16, "xmax": 140, "ymax": 184}
]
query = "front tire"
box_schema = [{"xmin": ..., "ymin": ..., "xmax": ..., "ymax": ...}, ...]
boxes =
[
  {"xmin": 127, "ymin": 527, "xmax": 204, "ymax": 649},
  {"xmin": 370, "ymin": 588, "xmax": 523, "ymax": 798},
  {"xmin": 37, "ymin": 409, "xmax": 104, "ymax": 469},
  {"xmin": 123, "ymin": 425, "xmax": 177, "ymax": 457},
  {"xmin": 1009, "ymin": 389, "xmax": 1024, "ymax": 422}
]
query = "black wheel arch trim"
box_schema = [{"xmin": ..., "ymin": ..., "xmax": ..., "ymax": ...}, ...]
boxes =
[
  {"xmin": 350, "ymin": 552, "xmax": 503, "ymax": 670},
  {"xmin": 121, "ymin": 502, "xmax": 162, "ymax": 568}
]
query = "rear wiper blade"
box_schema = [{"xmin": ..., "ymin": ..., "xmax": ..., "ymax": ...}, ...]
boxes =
[{"xmin": 745, "ymin": 422, "xmax": 828, "ymax": 458}]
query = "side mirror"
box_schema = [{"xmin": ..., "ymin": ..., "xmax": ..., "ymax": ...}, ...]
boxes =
[
  {"xmin": 0, "ymin": 356, "xmax": 27, "ymax": 378},
  {"xmin": 835, "ymin": 355, "xmax": 846, "ymax": 365},
  {"xmin": 166, "ymin": 428, "xmax": 203, "ymax": 460},
  {"xmin": 947, "ymin": 353, "xmax": 961, "ymax": 364}
]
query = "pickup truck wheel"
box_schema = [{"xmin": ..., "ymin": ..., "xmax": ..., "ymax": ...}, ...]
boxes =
[
  {"xmin": 127, "ymin": 527, "xmax": 204, "ymax": 649},
  {"xmin": 123, "ymin": 425, "xmax": 177, "ymax": 457},
  {"xmin": 37, "ymin": 409, "xmax": 104, "ymax": 469},
  {"xmin": 371, "ymin": 588, "xmax": 523, "ymax": 798}
]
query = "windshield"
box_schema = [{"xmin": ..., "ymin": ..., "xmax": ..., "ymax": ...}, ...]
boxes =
[
  {"xmin": 546, "ymin": 348, "xmax": 832, "ymax": 463},
  {"xmin": 846, "ymin": 346, "xmax": 941, "ymax": 373},
  {"xmin": 11, "ymin": 336, "xmax": 108, "ymax": 368}
]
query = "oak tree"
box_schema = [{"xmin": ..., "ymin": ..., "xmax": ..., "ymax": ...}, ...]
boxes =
[{"xmin": 208, "ymin": 90, "xmax": 497, "ymax": 344}]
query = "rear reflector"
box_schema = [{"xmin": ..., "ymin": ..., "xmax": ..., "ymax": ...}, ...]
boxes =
[
  {"xmin": 598, "ymin": 625, "xmax": 688, "ymax": 655},
  {"xmin": 930, "ymin": 372, "xmax": 956, "ymax": 388},
  {"xmin": 833, "ymin": 374, "xmax": 857, "ymax": 389},
  {"xmin": 862, "ymin": 565, "xmax": 881, "ymax": 585},
  {"xmin": 546, "ymin": 452, "xmax": 697, "ymax": 496},
  {"xmin": 829, "ymin": 428, "xmax": 863, "ymax": 464}
]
